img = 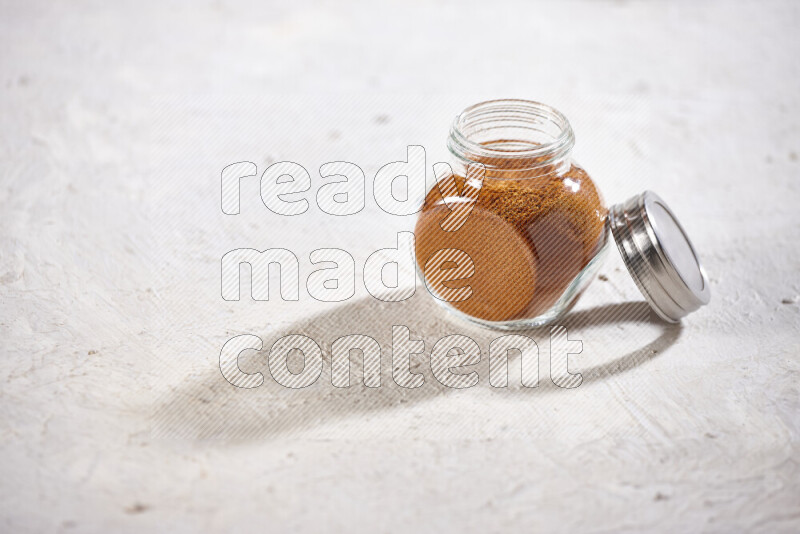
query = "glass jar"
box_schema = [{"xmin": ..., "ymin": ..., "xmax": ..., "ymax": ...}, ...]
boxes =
[{"xmin": 414, "ymin": 99, "xmax": 710, "ymax": 329}]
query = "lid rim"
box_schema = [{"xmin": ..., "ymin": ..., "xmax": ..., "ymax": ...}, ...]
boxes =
[
  {"xmin": 608, "ymin": 191, "xmax": 710, "ymax": 322},
  {"xmin": 608, "ymin": 209, "xmax": 681, "ymax": 323},
  {"xmin": 640, "ymin": 192, "xmax": 711, "ymax": 307}
]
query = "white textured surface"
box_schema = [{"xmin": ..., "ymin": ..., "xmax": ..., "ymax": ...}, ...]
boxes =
[{"xmin": 1, "ymin": 1, "xmax": 799, "ymax": 532}]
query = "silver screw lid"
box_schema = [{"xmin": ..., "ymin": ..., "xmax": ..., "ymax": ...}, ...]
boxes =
[{"xmin": 608, "ymin": 191, "xmax": 710, "ymax": 322}]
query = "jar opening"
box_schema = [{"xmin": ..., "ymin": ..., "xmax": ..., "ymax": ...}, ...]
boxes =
[{"xmin": 448, "ymin": 99, "xmax": 575, "ymax": 173}]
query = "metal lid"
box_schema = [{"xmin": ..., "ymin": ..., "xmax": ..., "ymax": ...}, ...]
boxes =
[{"xmin": 608, "ymin": 191, "xmax": 710, "ymax": 322}]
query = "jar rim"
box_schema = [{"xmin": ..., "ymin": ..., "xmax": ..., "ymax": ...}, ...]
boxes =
[{"xmin": 448, "ymin": 99, "xmax": 575, "ymax": 167}]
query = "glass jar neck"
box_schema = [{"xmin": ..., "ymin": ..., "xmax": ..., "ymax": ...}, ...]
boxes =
[{"xmin": 447, "ymin": 99, "xmax": 575, "ymax": 178}]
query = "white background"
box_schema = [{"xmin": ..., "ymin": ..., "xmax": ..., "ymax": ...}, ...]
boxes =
[{"xmin": 1, "ymin": 1, "xmax": 799, "ymax": 532}]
